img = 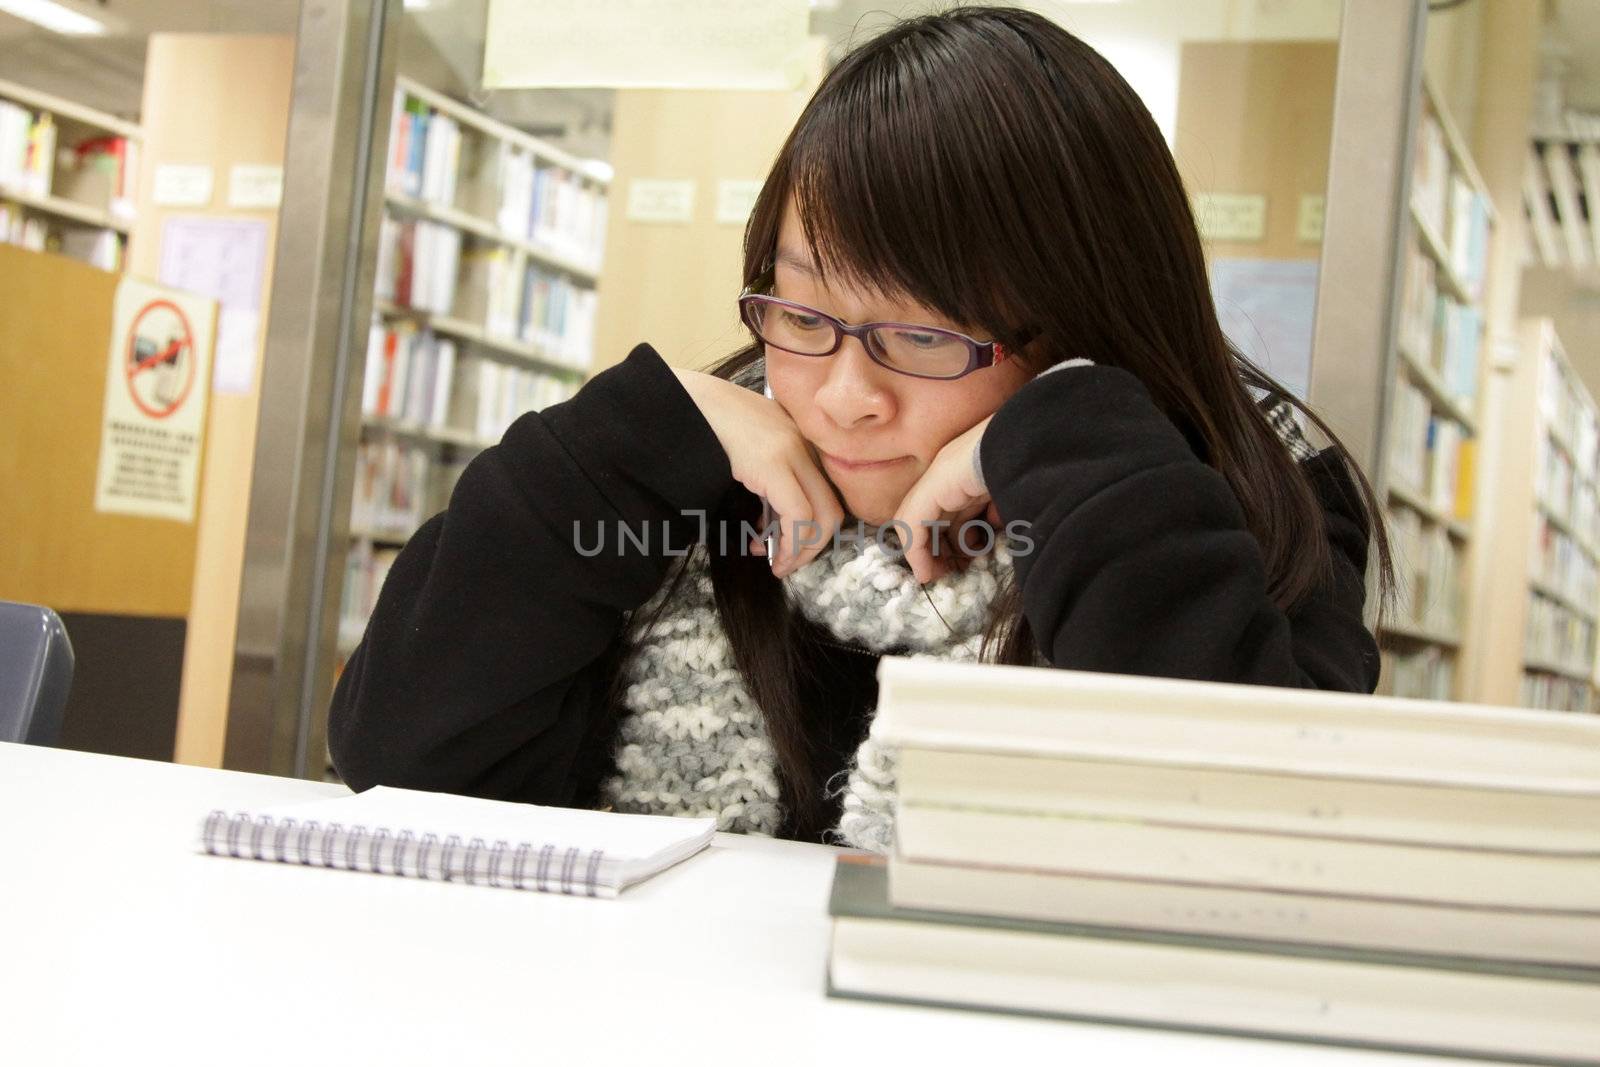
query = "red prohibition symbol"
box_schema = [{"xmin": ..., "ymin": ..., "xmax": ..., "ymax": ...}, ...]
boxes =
[{"xmin": 125, "ymin": 298, "xmax": 197, "ymax": 420}]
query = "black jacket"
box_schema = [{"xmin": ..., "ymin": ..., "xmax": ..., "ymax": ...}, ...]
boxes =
[{"xmin": 329, "ymin": 344, "xmax": 1380, "ymax": 833}]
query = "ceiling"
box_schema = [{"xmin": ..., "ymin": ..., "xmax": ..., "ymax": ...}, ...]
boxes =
[{"xmin": 3, "ymin": 0, "xmax": 1600, "ymax": 152}]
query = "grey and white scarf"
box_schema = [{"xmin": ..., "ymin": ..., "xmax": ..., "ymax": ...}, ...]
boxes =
[
  {"xmin": 597, "ymin": 359, "xmax": 1313, "ymax": 851},
  {"xmin": 598, "ymin": 530, "xmax": 1016, "ymax": 851}
]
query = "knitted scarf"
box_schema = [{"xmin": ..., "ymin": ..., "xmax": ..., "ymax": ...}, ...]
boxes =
[
  {"xmin": 598, "ymin": 532, "xmax": 1015, "ymax": 852},
  {"xmin": 596, "ymin": 360, "xmax": 1313, "ymax": 852}
]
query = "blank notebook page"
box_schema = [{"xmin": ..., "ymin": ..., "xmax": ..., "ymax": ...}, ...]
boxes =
[{"xmin": 204, "ymin": 786, "xmax": 717, "ymax": 895}]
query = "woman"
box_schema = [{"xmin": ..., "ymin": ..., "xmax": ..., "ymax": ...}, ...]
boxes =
[{"xmin": 330, "ymin": 6, "xmax": 1387, "ymax": 850}]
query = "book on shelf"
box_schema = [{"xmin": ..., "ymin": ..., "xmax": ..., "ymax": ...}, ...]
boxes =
[
  {"xmin": 1410, "ymin": 109, "xmax": 1451, "ymax": 241},
  {"xmin": 826, "ymin": 855, "xmax": 1600, "ymax": 1064},
  {"xmin": 1382, "ymin": 646, "xmax": 1453, "ymax": 702},
  {"xmin": 0, "ymin": 205, "xmax": 47, "ymax": 252},
  {"xmin": 823, "ymin": 658, "xmax": 1600, "ymax": 1060},
  {"xmin": 1524, "ymin": 594, "xmax": 1595, "ymax": 679},
  {"xmin": 1531, "ymin": 513, "xmax": 1598, "ymax": 612},
  {"xmin": 384, "ymin": 88, "xmax": 608, "ymax": 272},
  {"xmin": 1387, "ymin": 380, "xmax": 1431, "ymax": 494},
  {"xmin": 349, "ymin": 439, "xmax": 429, "ymax": 536},
  {"xmin": 361, "ymin": 322, "xmax": 457, "ymax": 430},
  {"xmin": 1522, "ymin": 671, "xmax": 1593, "ymax": 715},
  {"xmin": 453, "ymin": 356, "xmax": 578, "ymax": 443},
  {"xmin": 0, "ymin": 100, "xmax": 52, "ymax": 199},
  {"xmin": 1387, "ymin": 505, "xmax": 1461, "ymax": 636},
  {"xmin": 1435, "ymin": 298, "xmax": 1481, "ymax": 403},
  {"xmin": 341, "ymin": 540, "xmax": 400, "ymax": 634},
  {"xmin": 377, "ymin": 216, "xmax": 463, "ymax": 316},
  {"xmin": 1448, "ymin": 173, "xmax": 1491, "ymax": 298}
]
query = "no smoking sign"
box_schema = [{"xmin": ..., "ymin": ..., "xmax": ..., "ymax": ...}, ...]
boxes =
[
  {"xmin": 125, "ymin": 298, "xmax": 197, "ymax": 419},
  {"xmin": 95, "ymin": 277, "xmax": 215, "ymax": 522}
]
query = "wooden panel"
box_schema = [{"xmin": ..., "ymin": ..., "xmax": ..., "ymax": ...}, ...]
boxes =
[
  {"xmin": 0, "ymin": 243, "xmax": 198, "ymax": 617},
  {"xmin": 1173, "ymin": 41, "xmax": 1337, "ymax": 260},
  {"xmin": 590, "ymin": 39, "xmax": 825, "ymax": 375},
  {"xmin": 125, "ymin": 34, "xmax": 295, "ymax": 769}
]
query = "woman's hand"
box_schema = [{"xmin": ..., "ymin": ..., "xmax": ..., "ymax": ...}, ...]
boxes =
[
  {"xmin": 891, "ymin": 416, "xmax": 1001, "ymax": 584},
  {"xmin": 673, "ymin": 369, "xmax": 844, "ymax": 577}
]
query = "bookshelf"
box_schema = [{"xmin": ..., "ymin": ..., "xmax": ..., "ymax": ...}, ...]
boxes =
[
  {"xmin": 1378, "ymin": 77, "xmax": 1495, "ymax": 702},
  {"xmin": 0, "ymin": 77, "xmax": 141, "ymax": 272},
  {"xmin": 338, "ymin": 76, "xmax": 610, "ymax": 656},
  {"xmin": 1504, "ymin": 321, "xmax": 1599, "ymax": 714}
]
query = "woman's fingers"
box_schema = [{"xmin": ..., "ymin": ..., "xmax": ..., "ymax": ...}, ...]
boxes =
[{"xmin": 760, "ymin": 448, "xmax": 844, "ymax": 578}]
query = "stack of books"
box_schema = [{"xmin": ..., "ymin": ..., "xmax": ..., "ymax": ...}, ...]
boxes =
[{"xmin": 827, "ymin": 658, "xmax": 1600, "ymax": 1063}]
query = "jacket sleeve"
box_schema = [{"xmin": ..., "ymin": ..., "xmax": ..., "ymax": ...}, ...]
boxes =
[
  {"xmin": 981, "ymin": 365, "xmax": 1380, "ymax": 692},
  {"xmin": 328, "ymin": 344, "xmax": 733, "ymax": 801}
]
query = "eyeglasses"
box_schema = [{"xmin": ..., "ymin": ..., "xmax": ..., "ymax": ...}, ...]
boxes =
[{"xmin": 737, "ymin": 291, "xmax": 1014, "ymax": 381}]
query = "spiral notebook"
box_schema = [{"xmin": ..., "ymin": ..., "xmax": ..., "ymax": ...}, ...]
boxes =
[{"xmin": 198, "ymin": 786, "xmax": 716, "ymax": 898}]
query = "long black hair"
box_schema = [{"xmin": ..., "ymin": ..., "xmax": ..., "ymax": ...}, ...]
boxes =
[{"xmin": 606, "ymin": 5, "xmax": 1391, "ymax": 842}]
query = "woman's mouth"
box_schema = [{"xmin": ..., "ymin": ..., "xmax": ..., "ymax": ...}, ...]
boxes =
[{"xmin": 820, "ymin": 451, "xmax": 909, "ymax": 473}]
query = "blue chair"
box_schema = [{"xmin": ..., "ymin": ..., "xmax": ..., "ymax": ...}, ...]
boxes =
[{"xmin": 0, "ymin": 601, "xmax": 74, "ymax": 745}]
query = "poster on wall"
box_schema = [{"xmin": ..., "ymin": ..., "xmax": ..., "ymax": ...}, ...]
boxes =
[
  {"xmin": 158, "ymin": 216, "xmax": 269, "ymax": 396},
  {"xmin": 482, "ymin": 0, "xmax": 812, "ymax": 90},
  {"xmin": 93, "ymin": 277, "xmax": 217, "ymax": 522},
  {"xmin": 1209, "ymin": 257, "xmax": 1319, "ymax": 400}
]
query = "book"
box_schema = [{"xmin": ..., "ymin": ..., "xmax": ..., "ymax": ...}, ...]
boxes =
[
  {"xmin": 895, "ymin": 748, "xmax": 1600, "ymax": 853},
  {"xmin": 827, "ymin": 856, "xmax": 1600, "ymax": 1065},
  {"xmin": 894, "ymin": 803, "xmax": 1600, "ymax": 911},
  {"xmin": 198, "ymin": 785, "xmax": 715, "ymax": 897},
  {"xmin": 868, "ymin": 658, "xmax": 1600, "ymax": 789},
  {"xmin": 887, "ymin": 857, "xmax": 1600, "ymax": 967}
]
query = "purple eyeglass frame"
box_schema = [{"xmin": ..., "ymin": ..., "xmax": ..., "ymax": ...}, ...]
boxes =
[{"xmin": 736, "ymin": 290, "xmax": 1014, "ymax": 381}]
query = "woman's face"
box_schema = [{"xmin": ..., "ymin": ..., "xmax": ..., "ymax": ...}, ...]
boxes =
[{"xmin": 764, "ymin": 200, "xmax": 1035, "ymax": 526}]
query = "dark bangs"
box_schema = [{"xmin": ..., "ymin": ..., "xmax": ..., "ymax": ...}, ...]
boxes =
[{"xmin": 743, "ymin": 16, "xmax": 1049, "ymax": 355}]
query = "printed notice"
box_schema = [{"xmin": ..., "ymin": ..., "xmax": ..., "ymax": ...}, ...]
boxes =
[
  {"xmin": 152, "ymin": 164, "xmax": 214, "ymax": 207},
  {"xmin": 1194, "ymin": 193, "xmax": 1267, "ymax": 242},
  {"xmin": 715, "ymin": 180, "xmax": 763, "ymax": 225},
  {"xmin": 1297, "ymin": 194, "xmax": 1326, "ymax": 243},
  {"xmin": 626, "ymin": 179, "xmax": 696, "ymax": 223},
  {"xmin": 483, "ymin": 0, "xmax": 811, "ymax": 90},
  {"xmin": 228, "ymin": 164, "xmax": 284, "ymax": 209},
  {"xmin": 159, "ymin": 216, "xmax": 269, "ymax": 395},
  {"xmin": 94, "ymin": 277, "xmax": 217, "ymax": 521}
]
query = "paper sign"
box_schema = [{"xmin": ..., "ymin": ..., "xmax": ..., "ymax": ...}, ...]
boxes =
[
  {"xmin": 483, "ymin": 0, "xmax": 812, "ymax": 90},
  {"xmin": 152, "ymin": 164, "xmax": 214, "ymax": 207},
  {"xmin": 159, "ymin": 216, "xmax": 270, "ymax": 395},
  {"xmin": 626, "ymin": 179, "xmax": 696, "ymax": 223},
  {"xmin": 1297, "ymin": 194, "xmax": 1325, "ymax": 243},
  {"xmin": 715, "ymin": 180, "xmax": 764, "ymax": 225},
  {"xmin": 94, "ymin": 277, "xmax": 216, "ymax": 522},
  {"xmin": 228, "ymin": 164, "xmax": 284, "ymax": 209},
  {"xmin": 1195, "ymin": 193, "xmax": 1267, "ymax": 242}
]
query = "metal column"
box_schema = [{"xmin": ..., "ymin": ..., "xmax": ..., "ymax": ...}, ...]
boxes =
[
  {"xmin": 226, "ymin": 0, "xmax": 399, "ymax": 777},
  {"xmin": 1308, "ymin": 0, "xmax": 1429, "ymax": 475}
]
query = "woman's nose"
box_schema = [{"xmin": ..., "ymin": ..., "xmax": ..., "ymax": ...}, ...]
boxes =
[{"xmin": 814, "ymin": 336, "xmax": 894, "ymax": 430}]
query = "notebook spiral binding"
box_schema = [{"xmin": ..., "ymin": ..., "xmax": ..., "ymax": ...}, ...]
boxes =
[{"xmin": 201, "ymin": 810, "xmax": 608, "ymax": 897}]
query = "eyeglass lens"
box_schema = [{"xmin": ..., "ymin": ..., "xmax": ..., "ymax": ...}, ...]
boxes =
[{"xmin": 747, "ymin": 300, "xmax": 972, "ymax": 379}]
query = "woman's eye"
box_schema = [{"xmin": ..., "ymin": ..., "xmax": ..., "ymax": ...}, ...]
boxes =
[
  {"xmin": 781, "ymin": 311, "xmax": 826, "ymax": 331},
  {"xmin": 896, "ymin": 330, "xmax": 945, "ymax": 350}
]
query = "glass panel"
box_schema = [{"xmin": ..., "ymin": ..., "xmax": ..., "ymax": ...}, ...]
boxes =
[{"xmin": 0, "ymin": 2, "xmax": 300, "ymax": 762}]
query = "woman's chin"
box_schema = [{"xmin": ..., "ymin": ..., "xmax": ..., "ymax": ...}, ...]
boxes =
[{"xmin": 840, "ymin": 494, "xmax": 904, "ymax": 529}]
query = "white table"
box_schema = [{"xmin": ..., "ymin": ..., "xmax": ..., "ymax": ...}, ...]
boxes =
[{"xmin": 0, "ymin": 743, "xmax": 1476, "ymax": 1066}]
